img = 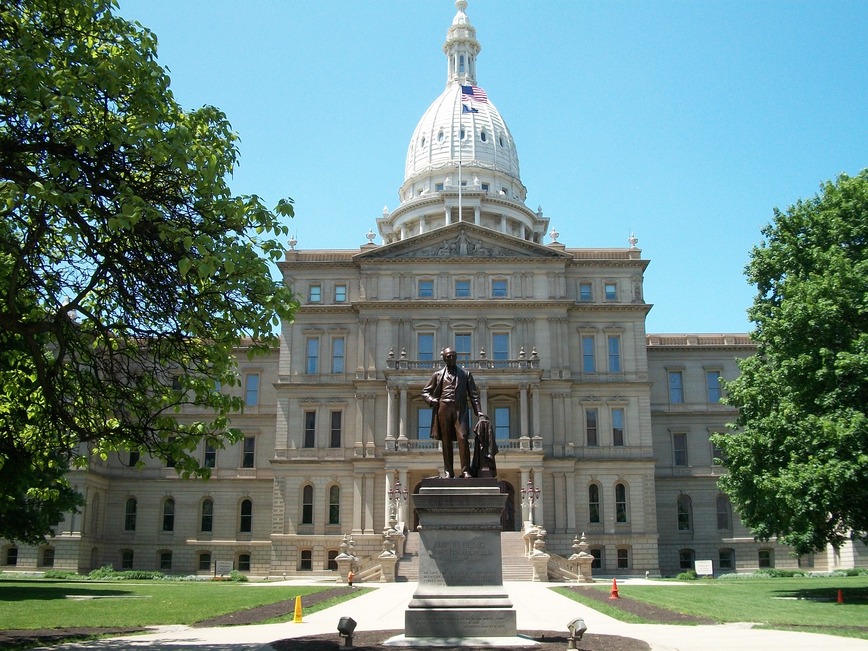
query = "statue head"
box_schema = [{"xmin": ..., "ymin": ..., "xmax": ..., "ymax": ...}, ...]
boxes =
[{"xmin": 441, "ymin": 347, "xmax": 458, "ymax": 368}]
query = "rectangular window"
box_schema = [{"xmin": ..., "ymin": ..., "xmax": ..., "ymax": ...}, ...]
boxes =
[
  {"xmin": 330, "ymin": 411, "xmax": 342, "ymax": 448},
  {"xmin": 719, "ymin": 549, "xmax": 734, "ymax": 570},
  {"xmin": 492, "ymin": 333, "xmax": 509, "ymax": 360},
  {"xmin": 198, "ymin": 552, "xmax": 212, "ymax": 571},
  {"xmin": 494, "ymin": 407, "xmax": 511, "ymax": 439},
  {"xmin": 334, "ymin": 284, "xmax": 347, "ymax": 303},
  {"xmin": 435, "ymin": 183, "xmax": 444, "ymax": 192},
  {"xmin": 481, "ymin": 182, "xmax": 489, "ymax": 191},
  {"xmin": 679, "ymin": 549, "xmax": 694, "ymax": 570},
  {"xmin": 418, "ymin": 333, "xmax": 434, "ymax": 361},
  {"xmin": 617, "ymin": 548, "xmax": 629, "ymax": 569},
  {"xmin": 454, "ymin": 279, "xmax": 471, "ymax": 298},
  {"xmin": 604, "ymin": 282, "xmax": 617, "ymax": 301},
  {"xmin": 331, "ymin": 337, "xmax": 345, "ymax": 374},
  {"xmin": 581, "ymin": 335, "xmax": 595, "ymax": 373},
  {"xmin": 758, "ymin": 549, "xmax": 773, "ymax": 568},
  {"xmin": 579, "ymin": 282, "xmax": 593, "ymax": 302},
  {"xmin": 712, "ymin": 438, "xmax": 726, "ymax": 465},
  {"xmin": 588, "ymin": 484, "xmax": 600, "ymax": 523},
  {"xmin": 615, "ymin": 483, "xmax": 628, "ymax": 523},
  {"xmin": 300, "ymin": 550, "xmax": 313, "ymax": 571},
  {"xmin": 242, "ymin": 436, "xmax": 255, "ymax": 468},
  {"xmin": 673, "ymin": 432, "xmax": 688, "ymax": 466},
  {"xmin": 238, "ymin": 554, "xmax": 251, "ymax": 571},
  {"xmin": 417, "ymin": 409, "xmax": 432, "ymax": 439},
  {"xmin": 308, "ymin": 284, "xmax": 321, "ymax": 303},
  {"xmin": 305, "ymin": 337, "xmax": 319, "ymax": 374},
  {"xmin": 304, "ymin": 411, "xmax": 316, "ymax": 448},
  {"xmin": 607, "ymin": 336, "xmax": 621, "ymax": 373},
  {"xmin": 590, "ymin": 549, "xmax": 602, "ymax": 569},
  {"xmin": 203, "ymin": 443, "xmax": 216, "ymax": 468},
  {"xmin": 418, "ymin": 279, "xmax": 434, "ymax": 298},
  {"xmin": 160, "ymin": 551, "xmax": 172, "ymax": 570},
  {"xmin": 668, "ymin": 370, "xmax": 684, "ymax": 404},
  {"xmin": 6, "ymin": 547, "xmax": 18, "ymax": 566},
  {"xmin": 706, "ymin": 371, "xmax": 721, "ymax": 403},
  {"xmin": 121, "ymin": 550, "xmax": 133, "ymax": 570},
  {"xmin": 128, "ymin": 450, "xmax": 140, "ymax": 467},
  {"xmin": 244, "ymin": 373, "xmax": 260, "ymax": 407},
  {"xmin": 162, "ymin": 499, "xmax": 175, "ymax": 531},
  {"xmin": 41, "ymin": 548, "xmax": 55, "ymax": 568},
  {"xmin": 612, "ymin": 408, "xmax": 625, "ymax": 446},
  {"xmin": 454, "ymin": 333, "xmax": 471, "ymax": 361},
  {"xmin": 586, "ymin": 408, "xmax": 598, "ymax": 446},
  {"xmin": 491, "ymin": 279, "xmax": 508, "ymax": 298}
]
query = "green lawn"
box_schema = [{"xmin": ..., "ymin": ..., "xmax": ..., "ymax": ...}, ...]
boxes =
[
  {"xmin": 0, "ymin": 580, "xmax": 362, "ymax": 629},
  {"xmin": 554, "ymin": 576, "xmax": 868, "ymax": 640}
]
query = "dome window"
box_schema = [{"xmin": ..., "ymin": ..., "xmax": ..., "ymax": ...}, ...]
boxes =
[
  {"xmin": 499, "ymin": 136, "xmax": 505, "ymax": 147},
  {"xmin": 480, "ymin": 131, "xmax": 487, "ymax": 142},
  {"xmin": 421, "ymin": 136, "xmax": 426, "ymax": 148},
  {"xmin": 460, "ymin": 128, "xmax": 466, "ymax": 140},
  {"xmin": 437, "ymin": 130, "xmax": 444, "ymax": 143}
]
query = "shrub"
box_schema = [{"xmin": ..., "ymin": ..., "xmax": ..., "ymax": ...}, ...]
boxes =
[
  {"xmin": 676, "ymin": 569, "xmax": 698, "ymax": 581},
  {"xmin": 42, "ymin": 570, "xmax": 77, "ymax": 579},
  {"xmin": 229, "ymin": 570, "xmax": 248, "ymax": 582}
]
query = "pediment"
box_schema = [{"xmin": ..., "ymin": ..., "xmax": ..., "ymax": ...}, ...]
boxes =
[{"xmin": 354, "ymin": 223, "xmax": 569, "ymax": 261}]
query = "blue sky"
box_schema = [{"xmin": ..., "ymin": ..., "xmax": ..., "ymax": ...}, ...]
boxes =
[{"xmin": 116, "ymin": 0, "xmax": 867, "ymax": 334}]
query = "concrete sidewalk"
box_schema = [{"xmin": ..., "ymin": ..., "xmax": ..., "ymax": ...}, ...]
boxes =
[{"xmin": 37, "ymin": 579, "xmax": 868, "ymax": 651}]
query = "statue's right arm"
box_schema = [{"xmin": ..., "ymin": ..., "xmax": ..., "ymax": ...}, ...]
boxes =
[{"xmin": 421, "ymin": 373, "xmax": 439, "ymax": 406}]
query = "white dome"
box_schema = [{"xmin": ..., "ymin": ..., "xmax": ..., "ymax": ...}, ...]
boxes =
[
  {"xmin": 404, "ymin": 83, "xmax": 521, "ymax": 186},
  {"xmin": 377, "ymin": 1, "xmax": 548, "ymax": 246}
]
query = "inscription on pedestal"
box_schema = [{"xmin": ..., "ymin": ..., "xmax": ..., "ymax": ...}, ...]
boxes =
[{"xmin": 419, "ymin": 531, "xmax": 501, "ymax": 586}]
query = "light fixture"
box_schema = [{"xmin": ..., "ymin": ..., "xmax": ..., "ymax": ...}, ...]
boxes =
[
  {"xmin": 337, "ymin": 616, "xmax": 357, "ymax": 647},
  {"xmin": 566, "ymin": 617, "xmax": 587, "ymax": 649}
]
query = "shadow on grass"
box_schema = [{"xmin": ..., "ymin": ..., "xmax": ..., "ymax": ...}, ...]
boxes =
[
  {"xmin": 0, "ymin": 582, "xmax": 130, "ymax": 601},
  {"xmin": 771, "ymin": 586, "xmax": 868, "ymax": 603}
]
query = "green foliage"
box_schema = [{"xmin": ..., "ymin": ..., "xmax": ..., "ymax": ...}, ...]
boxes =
[
  {"xmin": 228, "ymin": 569, "xmax": 248, "ymax": 582},
  {"xmin": 41, "ymin": 569, "xmax": 78, "ymax": 579},
  {"xmin": 676, "ymin": 569, "xmax": 698, "ymax": 581},
  {"xmin": 87, "ymin": 565, "xmax": 165, "ymax": 581},
  {"xmin": 0, "ymin": 0, "xmax": 297, "ymax": 543},
  {"xmin": 714, "ymin": 170, "xmax": 868, "ymax": 555}
]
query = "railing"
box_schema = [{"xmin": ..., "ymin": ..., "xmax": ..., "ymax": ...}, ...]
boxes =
[
  {"xmin": 547, "ymin": 552, "xmax": 581, "ymax": 582},
  {"xmin": 395, "ymin": 437, "xmax": 542, "ymax": 453},
  {"xmin": 387, "ymin": 355, "xmax": 540, "ymax": 372}
]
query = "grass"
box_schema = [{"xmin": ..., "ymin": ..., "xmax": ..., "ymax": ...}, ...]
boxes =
[
  {"xmin": 554, "ymin": 576, "xmax": 868, "ymax": 640},
  {"xmin": 0, "ymin": 579, "xmax": 361, "ymax": 630}
]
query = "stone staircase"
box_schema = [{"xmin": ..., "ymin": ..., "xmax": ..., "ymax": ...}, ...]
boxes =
[
  {"xmin": 501, "ymin": 531, "xmax": 532, "ymax": 581},
  {"xmin": 396, "ymin": 531, "xmax": 420, "ymax": 581},
  {"xmin": 396, "ymin": 531, "xmax": 531, "ymax": 582}
]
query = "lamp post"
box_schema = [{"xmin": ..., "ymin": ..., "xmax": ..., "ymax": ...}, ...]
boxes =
[
  {"xmin": 387, "ymin": 477, "xmax": 408, "ymax": 532},
  {"xmin": 520, "ymin": 478, "xmax": 541, "ymax": 525}
]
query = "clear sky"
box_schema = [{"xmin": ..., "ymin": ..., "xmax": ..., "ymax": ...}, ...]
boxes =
[{"xmin": 116, "ymin": 0, "xmax": 866, "ymax": 334}]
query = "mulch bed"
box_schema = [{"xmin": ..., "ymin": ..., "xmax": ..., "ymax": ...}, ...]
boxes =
[{"xmin": 564, "ymin": 585, "xmax": 717, "ymax": 625}]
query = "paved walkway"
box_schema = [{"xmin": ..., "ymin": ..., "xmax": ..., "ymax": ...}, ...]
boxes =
[{"xmin": 37, "ymin": 579, "xmax": 868, "ymax": 651}]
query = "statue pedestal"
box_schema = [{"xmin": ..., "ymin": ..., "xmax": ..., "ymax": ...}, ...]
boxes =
[{"xmin": 404, "ymin": 478, "xmax": 517, "ymax": 639}]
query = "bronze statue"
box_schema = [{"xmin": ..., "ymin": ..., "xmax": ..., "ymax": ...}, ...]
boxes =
[{"xmin": 422, "ymin": 348, "xmax": 487, "ymax": 478}]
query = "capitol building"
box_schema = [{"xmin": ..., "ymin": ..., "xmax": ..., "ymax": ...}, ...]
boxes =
[{"xmin": 4, "ymin": 1, "xmax": 863, "ymax": 579}]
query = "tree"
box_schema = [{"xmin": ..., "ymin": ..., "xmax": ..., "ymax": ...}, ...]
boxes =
[
  {"xmin": 714, "ymin": 170, "xmax": 868, "ymax": 555},
  {"xmin": 0, "ymin": 0, "xmax": 297, "ymax": 543}
]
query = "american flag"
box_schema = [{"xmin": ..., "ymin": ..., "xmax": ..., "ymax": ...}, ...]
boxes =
[{"xmin": 461, "ymin": 85, "xmax": 488, "ymax": 103}]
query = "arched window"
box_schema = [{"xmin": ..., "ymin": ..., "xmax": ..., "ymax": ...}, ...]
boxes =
[
  {"xmin": 239, "ymin": 499, "xmax": 253, "ymax": 533},
  {"xmin": 124, "ymin": 498, "xmax": 137, "ymax": 531},
  {"xmin": 162, "ymin": 498, "xmax": 175, "ymax": 532},
  {"xmin": 200, "ymin": 499, "xmax": 214, "ymax": 533},
  {"xmin": 679, "ymin": 548, "xmax": 695, "ymax": 570},
  {"xmin": 758, "ymin": 548, "xmax": 774, "ymax": 568},
  {"xmin": 301, "ymin": 485, "xmax": 314, "ymax": 525},
  {"xmin": 677, "ymin": 495, "xmax": 693, "ymax": 531},
  {"xmin": 615, "ymin": 483, "xmax": 628, "ymax": 523},
  {"xmin": 716, "ymin": 495, "xmax": 732, "ymax": 530},
  {"xmin": 328, "ymin": 486, "xmax": 340, "ymax": 525},
  {"xmin": 588, "ymin": 484, "xmax": 601, "ymax": 523}
]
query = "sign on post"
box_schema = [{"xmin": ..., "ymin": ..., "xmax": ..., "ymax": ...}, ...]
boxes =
[
  {"xmin": 215, "ymin": 560, "xmax": 234, "ymax": 577},
  {"xmin": 694, "ymin": 560, "xmax": 713, "ymax": 577}
]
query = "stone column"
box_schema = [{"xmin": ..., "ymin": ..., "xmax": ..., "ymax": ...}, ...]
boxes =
[
  {"xmin": 533, "ymin": 468, "xmax": 545, "ymax": 528},
  {"xmin": 364, "ymin": 473, "xmax": 375, "ymax": 535},
  {"xmin": 519, "ymin": 385, "xmax": 529, "ymax": 441},
  {"xmin": 398, "ymin": 387, "xmax": 409, "ymax": 444},
  {"xmin": 566, "ymin": 473, "xmax": 577, "ymax": 531},
  {"xmin": 352, "ymin": 474, "xmax": 363, "ymax": 535},
  {"xmin": 386, "ymin": 387, "xmax": 396, "ymax": 446}
]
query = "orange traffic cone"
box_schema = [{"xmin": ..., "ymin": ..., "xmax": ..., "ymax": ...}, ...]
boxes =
[
  {"xmin": 293, "ymin": 595, "xmax": 303, "ymax": 622},
  {"xmin": 609, "ymin": 578, "xmax": 621, "ymax": 599},
  {"xmin": 837, "ymin": 589, "xmax": 844, "ymax": 604}
]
